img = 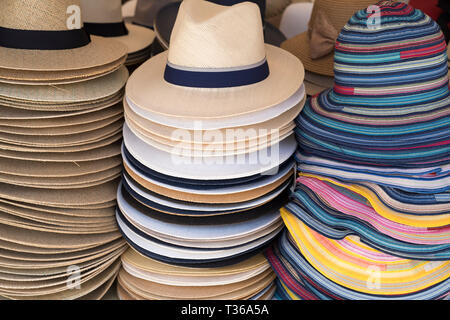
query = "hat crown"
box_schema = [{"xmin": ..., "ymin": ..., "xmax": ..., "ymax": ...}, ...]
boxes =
[
  {"xmin": 308, "ymin": 0, "xmax": 376, "ymax": 34},
  {"xmin": 207, "ymin": 0, "xmax": 266, "ymax": 21},
  {"xmin": 332, "ymin": 1, "xmax": 449, "ymax": 107},
  {"xmin": 134, "ymin": 0, "xmax": 175, "ymax": 26},
  {"xmin": 0, "ymin": 0, "xmax": 84, "ymax": 31},
  {"xmin": 81, "ymin": 0, "xmax": 123, "ymax": 23},
  {"xmin": 168, "ymin": 0, "xmax": 266, "ymax": 69}
]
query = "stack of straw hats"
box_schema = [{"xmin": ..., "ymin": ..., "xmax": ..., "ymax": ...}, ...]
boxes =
[
  {"xmin": 0, "ymin": 0, "xmax": 129, "ymax": 299},
  {"xmin": 82, "ymin": 0, "xmax": 156, "ymax": 69},
  {"xmin": 281, "ymin": 0, "xmax": 375, "ymax": 96},
  {"xmin": 116, "ymin": 0, "xmax": 305, "ymax": 299},
  {"xmin": 153, "ymin": 0, "xmax": 287, "ymax": 53},
  {"xmin": 267, "ymin": 1, "xmax": 450, "ymax": 299}
]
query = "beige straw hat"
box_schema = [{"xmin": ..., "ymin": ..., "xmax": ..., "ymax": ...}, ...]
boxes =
[
  {"xmin": 81, "ymin": 0, "xmax": 155, "ymax": 55},
  {"xmin": 126, "ymin": 0, "xmax": 304, "ymax": 120},
  {"xmin": 281, "ymin": 0, "xmax": 375, "ymax": 76},
  {"xmin": 0, "ymin": 0, "xmax": 127, "ymax": 76}
]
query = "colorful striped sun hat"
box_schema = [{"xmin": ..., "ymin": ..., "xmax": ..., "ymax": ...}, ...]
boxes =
[
  {"xmin": 265, "ymin": 231, "xmax": 450, "ymax": 300},
  {"xmin": 276, "ymin": 216, "xmax": 449, "ymax": 297},
  {"xmin": 284, "ymin": 176, "xmax": 450, "ymax": 260},
  {"xmin": 296, "ymin": 1, "xmax": 450, "ymax": 167}
]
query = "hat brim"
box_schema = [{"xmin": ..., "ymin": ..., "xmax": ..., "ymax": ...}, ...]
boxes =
[
  {"xmin": 0, "ymin": 55, "xmax": 127, "ymax": 85},
  {"xmin": 308, "ymin": 88, "xmax": 450, "ymax": 126},
  {"xmin": 116, "ymin": 267, "xmax": 275, "ymax": 299},
  {"xmin": 0, "ymin": 66, "xmax": 128, "ymax": 104},
  {"xmin": 114, "ymin": 23, "xmax": 155, "ymax": 55},
  {"xmin": 127, "ymin": 45, "xmax": 304, "ymax": 120},
  {"xmin": 124, "ymin": 97, "xmax": 301, "ymax": 141},
  {"xmin": 123, "ymin": 158, "xmax": 295, "ymax": 204},
  {"xmin": 154, "ymin": 1, "xmax": 286, "ymax": 49},
  {"xmin": 123, "ymin": 123, "xmax": 297, "ymax": 181},
  {"xmin": 281, "ymin": 31, "xmax": 334, "ymax": 77},
  {"xmin": 121, "ymin": 247, "xmax": 269, "ymax": 282},
  {"xmin": 304, "ymin": 80, "xmax": 327, "ymax": 96},
  {"xmin": 298, "ymin": 173, "xmax": 450, "ymax": 228},
  {"xmin": 0, "ymin": 36, "xmax": 127, "ymax": 72},
  {"xmin": 282, "ymin": 212, "xmax": 450, "ymax": 295}
]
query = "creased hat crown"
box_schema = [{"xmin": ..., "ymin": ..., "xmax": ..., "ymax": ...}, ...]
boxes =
[
  {"xmin": 0, "ymin": 0, "xmax": 84, "ymax": 31},
  {"xmin": 81, "ymin": 0, "xmax": 123, "ymax": 23},
  {"xmin": 308, "ymin": 0, "xmax": 376, "ymax": 36},
  {"xmin": 332, "ymin": 1, "xmax": 449, "ymax": 107},
  {"xmin": 168, "ymin": 0, "xmax": 265, "ymax": 69}
]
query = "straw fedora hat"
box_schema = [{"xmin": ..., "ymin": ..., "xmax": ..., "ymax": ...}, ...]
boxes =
[
  {"xmin": 127, "ymin": 0, "xmax": 304, "ymax": 120},
  {"xmin": 0, "ymin": 0, "xmax": 127, "ymax": 74},
  {"xmin": 281, "ymin": 0, "xmax": 375, "ymax": 76},
  {"xmin": 154, "ymin": 0, "xmax": 287, "ymax": 50},
  {"xmin": 81, "ymin": 0, "xmax": 155, "ymax": 55}
]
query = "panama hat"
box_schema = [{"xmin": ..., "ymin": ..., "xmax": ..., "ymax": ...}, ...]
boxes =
[
  {"xmin": 0, "ymin": 0, "xmax": 128, "ymax": 82},
  {"xmin": 281, "ymin": 0, "xmax": 376, "ymax": 77},
  {"xmin": 127, "ymin": 0, "xmax": 304, "ymax": 121},
  {"xmin": 154, "ymin": 0, "xmax": 287, "ymax": 51},
  {"xmin": 296, "ymin": 1, "xmax": 450, "ymax": 168},
  {"xmin": 81, "ymin": 0, "xmax": 155, "ymax": 66}
]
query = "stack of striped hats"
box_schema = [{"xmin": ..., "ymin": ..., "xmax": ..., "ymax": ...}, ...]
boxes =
[
  {"xmin": 0, "ymin": 0, "xmax": 129, "ymax": 299},
  {"xmin": 267, "ymin": 1, "xmax": 450, "ymax": 299},
  {"xmin": 115, "ymin": 0, "xmax": 305, "ymax": 300}
]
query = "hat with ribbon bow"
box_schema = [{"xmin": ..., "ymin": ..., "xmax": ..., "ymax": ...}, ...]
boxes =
[{"xmin": 281, "ymin": 0, "xmax": 376, "ymax": 77}]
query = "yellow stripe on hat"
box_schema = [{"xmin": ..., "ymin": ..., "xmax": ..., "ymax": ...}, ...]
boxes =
[{"xmin": 298, "ymin": 173, "xmax": 450, "ymax": 228}]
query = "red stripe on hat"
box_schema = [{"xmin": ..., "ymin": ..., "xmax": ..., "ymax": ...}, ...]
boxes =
[
  {"xmin": 400, "ymin": 41, "xmax": 447, "ymax": 59},
  {"xmin": 337, "ymin": 35, "xmax": 444, "ymax": 53},
  {"xmin": 333, "ymin": 85, "xmax": 355, "ymax": 95}
]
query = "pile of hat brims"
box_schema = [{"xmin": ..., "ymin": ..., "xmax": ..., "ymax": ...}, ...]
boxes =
[
  {"xmin": 0, "ymin": 9, "xmax": 130, "ymax": 298},
  {"xmin": 153, "ymin": 0, "xmax": 287, "ymax": 52}
]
